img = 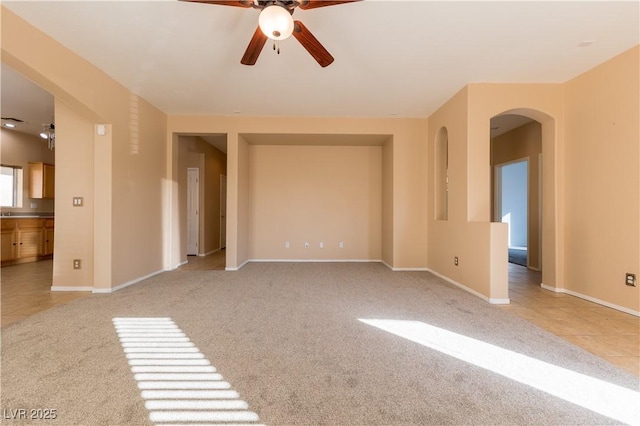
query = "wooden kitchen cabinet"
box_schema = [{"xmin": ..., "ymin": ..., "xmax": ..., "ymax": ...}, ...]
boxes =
[
  {"xmin": 1, "ymin": 222, "xmax": 16, "ymax": 262},
  {"xmin": 1, "ymin": 218, "xmax": 53, "ymax": 266},
  {"xmin": 43, "ymin": 219, "xmax": 55, "ymax": 256},
  {"xmin": 29, "ymin": 162, "xmax": 55, "ymax": 199}
]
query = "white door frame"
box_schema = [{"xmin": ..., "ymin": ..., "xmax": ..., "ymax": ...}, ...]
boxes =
[
  {"xmin": 220, "ymin": 174, "xmax": 227, "ymax": 250},
  {"xmin": 187, "ymin": 168, "xmax": 199, "ymax": 256}
]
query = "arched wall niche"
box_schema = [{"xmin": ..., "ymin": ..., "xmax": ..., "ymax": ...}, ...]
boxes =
[{"xmin": 435, "ymin": 126, "xmax": 449, "ymax": 221}]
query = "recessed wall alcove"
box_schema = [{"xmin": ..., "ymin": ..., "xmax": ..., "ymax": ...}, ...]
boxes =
[{"xmin": 236, "ymin": 133, "xmax": 393, "ymax": 266}]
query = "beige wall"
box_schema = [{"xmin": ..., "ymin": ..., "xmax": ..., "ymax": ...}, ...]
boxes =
[
  {"xmin": 0, "ymin": 128, "xmax": 55, "ymax": 213},
  {"xmin": 466, "ymin": 84, "xmax": 565, "ymax": 300},
  {"xmin": 236, "ymin": 134, "xmax": 251, "ymax": 268},
  {"xmin": 2, "ymin": 7, "xmax": 167, "ymax": 291},
  {"xmin": 563, "ymin": 46, "xmax": 639, "ymax": 312},
  {"xmin": 204, "ymin": 141, "xmax": 227, "ymax": 253},
  {"xmin": 52, "ymin": 100, "xmax": 94, "ymax": 289},
  {"xmin": 381, "ymin": 138, "xmax": 394, "ymax": 266},
  {"xmin": 248, "ymin": 144, "xmax": 382, "ymax": 260},
  {"xmin": 491, "ymin": 121, "xmax": 542, "ymax": 270},
  {"xmin": 427, "ymin": 48, "xmax": 639, "ymax": 313},
  {"xmin": 427, "ymin": 83, "xmax": 566, "ymax": 303},
  {"xmin": 167, "ymin": 116, "xmax": 428, "ymax": 271}
]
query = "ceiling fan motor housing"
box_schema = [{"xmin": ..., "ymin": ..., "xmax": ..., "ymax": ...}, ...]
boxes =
[{"xmin": 258, "ymin": 4, "xmax": 294, "ymax": 40}]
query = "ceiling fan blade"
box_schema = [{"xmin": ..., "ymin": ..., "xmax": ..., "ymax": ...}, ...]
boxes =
[
  {"xmin": 241, "ymin": 26, "xmax": 268, "ymax": 65},
  {"xmin": 292, "ymin": 21, "xmax": 334, "ymax": 67},
  {"xmin": 180, "ymin": 0, "xmax": 253, "ymax": 7},
  {"xmin": 297, "ymin": 0, "xmax": 360, "ymax": 10}
]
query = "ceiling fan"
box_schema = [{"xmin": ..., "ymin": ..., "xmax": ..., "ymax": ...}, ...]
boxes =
[{"xmin": 181, "ymin": 0, "xmax": 361, "ymax": 67}]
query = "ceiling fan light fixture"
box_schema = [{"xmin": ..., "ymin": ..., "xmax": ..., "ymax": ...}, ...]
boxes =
[{"xmin": 258, "ymin": 5, "xmax": 294, "ymax": 40}]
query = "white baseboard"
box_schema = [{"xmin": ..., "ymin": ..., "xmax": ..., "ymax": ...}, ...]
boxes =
[
  {"xmin": 92, "ymin": 268, "xmax": 165, "ymax": 294},
  {"xmin": 380, "ymin": 260, "xmax": 429, "ymax": 271},
  {"xmin": 249, "ymin": 258, "xmax": 382, "ymax": 264},
  {"xmin": 51, "ymin": 286, "xmax": 93, "ymax": 292},
  {"xmin": 540, "ymin": 283, "xmax": 561, "ymax": 293},
  {"xmin": 225, "ymin": 258, "xmax": 250, "ymax": 271},
  {"xmin": 426, "ymin": 268, "xmax": 510, "ymax": 305},
  {"xmin": 225, "ymin": 258, "xmax": 383, "ymax": 271},
  {"xmin": 391, "ymin": 267, "xmax": 430, "ymax": 272},
  {"xmin": 168, "ymin": 260, "xmax": 188, "ymax": 270},
  {"xmin": 541, "ymin": 283, "xmax": 639, "ymax": 317}
]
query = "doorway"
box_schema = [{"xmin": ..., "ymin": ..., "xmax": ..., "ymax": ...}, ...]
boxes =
[
  {"xmin": 490, "ymin": 114, "xmax": 542, "ymax": 272},
  {"xmin": 494, "ymin": 159, "xmax": 528, "ymax": 267},
  {"xmin": 177, "ymin": 134, "xmax": 228, "ymax": 269}
]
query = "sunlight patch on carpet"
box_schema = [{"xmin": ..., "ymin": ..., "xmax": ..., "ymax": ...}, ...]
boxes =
[
  {"xmin": 113, "ymin": 317, "xmax": 263, "ymax": 425},
  {"xmin": 359, "ymin": 319, "xmax": 640, "ymax": 425}
]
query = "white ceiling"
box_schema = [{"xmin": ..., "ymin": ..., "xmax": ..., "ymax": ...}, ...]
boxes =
[
  {"xmin": 3, "ymin": 0, "xmax": 638, "ymax": 120},
  {"xmin": 1, "ymin": 63, "xmax": 54, "ymax": 138}
]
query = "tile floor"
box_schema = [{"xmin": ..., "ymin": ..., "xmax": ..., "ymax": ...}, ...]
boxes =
[
  {"xmin": 500, "ymin": 264, "xmax": 639, "ymax": 377},
  {"xmin": 2, "ymin": 258, "xmax": 638, "ymax": 377},
  {"xmin": 179, "ymin": 249, "xmax": 226, "ymax": 270},
  {"xmin": 1, "ymin": 259, "xmax": 90, "ymax": 326}
]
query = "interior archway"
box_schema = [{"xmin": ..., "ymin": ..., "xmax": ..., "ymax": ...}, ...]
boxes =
[{"xmin": 489, "ymin": 108, "xmax": 555, "ymax": 291}]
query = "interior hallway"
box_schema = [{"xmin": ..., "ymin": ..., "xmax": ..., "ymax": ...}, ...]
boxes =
[{"xmin": 1, "ymin": 257, "xmax": 638, "ymax": 376}]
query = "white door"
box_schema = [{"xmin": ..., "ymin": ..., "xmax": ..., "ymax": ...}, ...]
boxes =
[
  {"xmin": 187, "ymin": 168, "xmax": 199, "ymax": 255},
  {"xmin": 220, "ymin": 175, "xmax": 227, "ymax": 249}
]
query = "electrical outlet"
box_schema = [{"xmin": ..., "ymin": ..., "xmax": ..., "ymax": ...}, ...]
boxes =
[
  {"xmin": 304, "ymin": 242, "xmax": 309, "ymax": 248},
  {"xmin": 339, "ymin": 242, "xmax": 344, "ymax": 249},
  {"xmin": 319, "ymin": 242, "xmax": 324, "ymax": 249},
  {"xmin": 285, "ymin": 241, "xmax": 290, "ymax": 248},
  {"xmin": 73, "ymin": 259, "xmax": 82, "ymax": 270},
  {"xmin": 625, "ymin": 273, "xmax": 636, "ymax": 287},
  {"xmin": 454, "ymin": 256, "xmax": 459, "ymax": 266}
]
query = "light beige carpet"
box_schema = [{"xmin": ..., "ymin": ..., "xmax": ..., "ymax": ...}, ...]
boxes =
[{"xmin": 2, "ymin": 262, "xmax": 638, "ymax": 425}]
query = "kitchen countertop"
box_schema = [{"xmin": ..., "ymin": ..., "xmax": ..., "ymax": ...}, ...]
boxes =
[{"xmin": 1, "ymin": 214, "xmax": 55, "ymax": 218}]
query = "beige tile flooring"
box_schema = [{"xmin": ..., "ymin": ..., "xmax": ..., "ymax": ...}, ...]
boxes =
[
  {"xmin": 1, "ymin": 259, "xmax": 90, "ymax": 327},
  {"xmin": 2, "ymin": 257, "xmax": 638, "ymax": 377},
  {"xmin": 179, "ymin": 249, "xmax": 226, "ymax": 270},
  {"xmin": 500, "ymin": 264, "xmax": 639, "ymax": 377}
]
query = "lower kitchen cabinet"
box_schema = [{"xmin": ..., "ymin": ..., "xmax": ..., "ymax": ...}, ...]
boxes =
[{"xmin": 1, "ymin": 218, "xmax": 54, "ymax": 266}]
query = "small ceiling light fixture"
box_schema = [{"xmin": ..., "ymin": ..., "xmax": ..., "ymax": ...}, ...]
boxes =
[
  {"xmin": 258, "ymin": 4, "xmax": 294, "ymax": 54},
  {"xmin": 2, "ymin": 117, "xmax": 23, "ymax": 129},
  {"xmin": 40, "ymin": 123, "xmax": 55, "ymax": 150}
]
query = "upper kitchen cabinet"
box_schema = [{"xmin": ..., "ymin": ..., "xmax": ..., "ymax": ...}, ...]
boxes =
[{"xmin": 29, "ymin": 162, "xmax": 55, "ymax": 199}]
